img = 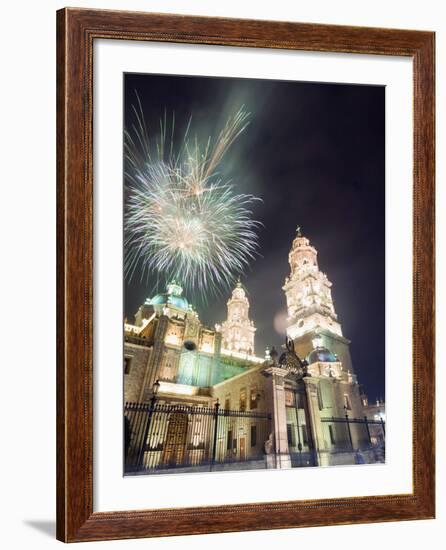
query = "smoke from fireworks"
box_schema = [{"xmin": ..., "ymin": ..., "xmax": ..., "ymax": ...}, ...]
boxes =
[{"xmin": 124, "ymin": 95, "xmax": 261, "ymax": 296}]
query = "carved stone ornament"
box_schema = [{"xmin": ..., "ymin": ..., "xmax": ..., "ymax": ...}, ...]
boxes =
[{"xmin": 278, "ymin": 337, "xmax": 309, "ymax": 379}]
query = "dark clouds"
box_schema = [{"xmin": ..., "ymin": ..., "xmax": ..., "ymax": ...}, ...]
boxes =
[{"xmin": 124, "ymin": 73, "xmax": 385, "ymax": 401}]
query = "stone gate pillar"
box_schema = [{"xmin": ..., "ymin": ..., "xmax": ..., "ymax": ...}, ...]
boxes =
[
  {"xmin": 303, "ymin": 378, "xmax": 326, "ymax": 466},
  {"xmin": 263, "ymin": 366, "xmax": 292, "ymax": 469}
]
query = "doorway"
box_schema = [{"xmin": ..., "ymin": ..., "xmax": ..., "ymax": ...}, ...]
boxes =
[
  {"xmin": 239, "ymin": 437, "xmax": 246, "ymax": 461},
  {"xmin": 162, "ymin": 412, "xmax": 188, "ymax": 467}
]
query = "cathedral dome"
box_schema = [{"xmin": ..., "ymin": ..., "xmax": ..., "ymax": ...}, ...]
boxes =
[
  {"xmin": 146, "ymin": 293, "xmax": 189, "ymax": 309},
  {"xmin": 147, "ymin": 281, "xmax": 189, "ymax": 311},
  {"xmin": 167, "ymin": 294, "xmax": 189, "ymax": 310},
  {"xmin": 306, "ymin": 346, "xmax": 337, "ymax": 364},
  {"xmin": 149, "ymin": 293, "xmax": 168, "ymax": 306}
]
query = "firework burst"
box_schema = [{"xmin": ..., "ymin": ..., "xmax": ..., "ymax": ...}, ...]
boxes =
[{"xmin": 124, "ymin": 96, "xmax": 261, "ymax": 296}]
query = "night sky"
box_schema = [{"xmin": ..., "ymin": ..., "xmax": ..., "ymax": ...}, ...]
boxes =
[{"xmin": 124, "ymin": 73, "xmax": 385, "ymax": 402}]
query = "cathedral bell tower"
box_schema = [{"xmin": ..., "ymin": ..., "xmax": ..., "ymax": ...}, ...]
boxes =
[
  {"xmin": 283, "ymin": 227, "xmax": 354, "ymax": 373},
  {"xmin": 220, "ymin": 280, "xmax": 256, "ymax": 355}
]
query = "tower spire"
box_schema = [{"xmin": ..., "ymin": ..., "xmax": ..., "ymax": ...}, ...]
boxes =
[
  {"xmin": 220, "ymin": 281, "xmax": 256, "ymax": 355},
  {"xmin": 283, "ymin": 232, "xmax": 341, "ymax": 340},
  {"xmin": 282, "ymin": 231, "xmax": 354, "ymax": 374}
]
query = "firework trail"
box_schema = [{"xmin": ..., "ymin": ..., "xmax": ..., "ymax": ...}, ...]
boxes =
[{"xmin": 124, "ymin": 94, "xmax": 261, "ymax": 297}]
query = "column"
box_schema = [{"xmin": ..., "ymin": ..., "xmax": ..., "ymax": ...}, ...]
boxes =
[
  {"xmin": 263, "ymin": 366, "xmax": 292, "ymax": 469},
  {"xmin": 303, "ymin": 378, "xmax": 326, "ymax": 466}
]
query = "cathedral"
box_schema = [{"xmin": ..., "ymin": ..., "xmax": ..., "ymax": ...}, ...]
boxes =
[{"xmin": 124, "ymin": 229, "xmax": 385, "ymax": 473}]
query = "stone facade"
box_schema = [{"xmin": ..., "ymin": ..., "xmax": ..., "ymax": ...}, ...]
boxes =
[
  {"xmin": 124, "ymin": 281, "xmax": 262, "ymax": 405},
  {"xmin": 124, "ymin": 229, "xmax": 384, "ymax": 472},
  {"xmin": 123, "ymin": 342, "xmax": 152, "ymax": 403},
  {"xmin": 212, "ymin": 364, "xmax": 267, "ymax": 414},
  {"xmin": 211, "ymin": 365, "xmax": 270, "ymax": 464}
]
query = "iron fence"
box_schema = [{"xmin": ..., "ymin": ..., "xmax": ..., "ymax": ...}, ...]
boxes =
[
  {"xmin": 320, "ymin": 415, "xmax": 385, "ymax": 442},
  {"xmin": 285, "ymin": 386, "xmax": 386, "ymax": 466},
  {"xmin": 320, "ymin": 414, "xmax": 386, "ymax": 461},
  {"xmin": 124, "ymin": 401, "xmax": 271, "ymax": 474}
]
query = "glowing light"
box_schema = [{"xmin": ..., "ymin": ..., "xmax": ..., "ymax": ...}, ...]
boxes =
[
  {"xmin": 273, "ymin": 309, "xmax": 288, "ymax": 335},
  {"xmin": 124, "ymin": 97, "xmax": 261, "ymax": 296}
]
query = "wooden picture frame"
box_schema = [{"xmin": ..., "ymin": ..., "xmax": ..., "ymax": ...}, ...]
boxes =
[{"xmin": 56, "ymin": 7, "xmax": 435, "ymax": 542}]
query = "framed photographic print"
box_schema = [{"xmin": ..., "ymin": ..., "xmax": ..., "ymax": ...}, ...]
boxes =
[{"xmin": 56, "ymin": 8, "xmax": 435, "ymax": 542}]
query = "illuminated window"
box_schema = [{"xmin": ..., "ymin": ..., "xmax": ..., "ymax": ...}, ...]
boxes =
[
  {"xmin": 250, "ymin": 388, "xmax": 258, "ymax": 409},
  {"xmin": 343, "ymin": 394, "xmax": 351, "ymax": 410},
  {"xmin": 285, "ymin": 390, "xmax": 294, "ymax": 407},
  {"xmin": 287, "ymin": 424, "xmax": 296, "ymax": 446}
]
